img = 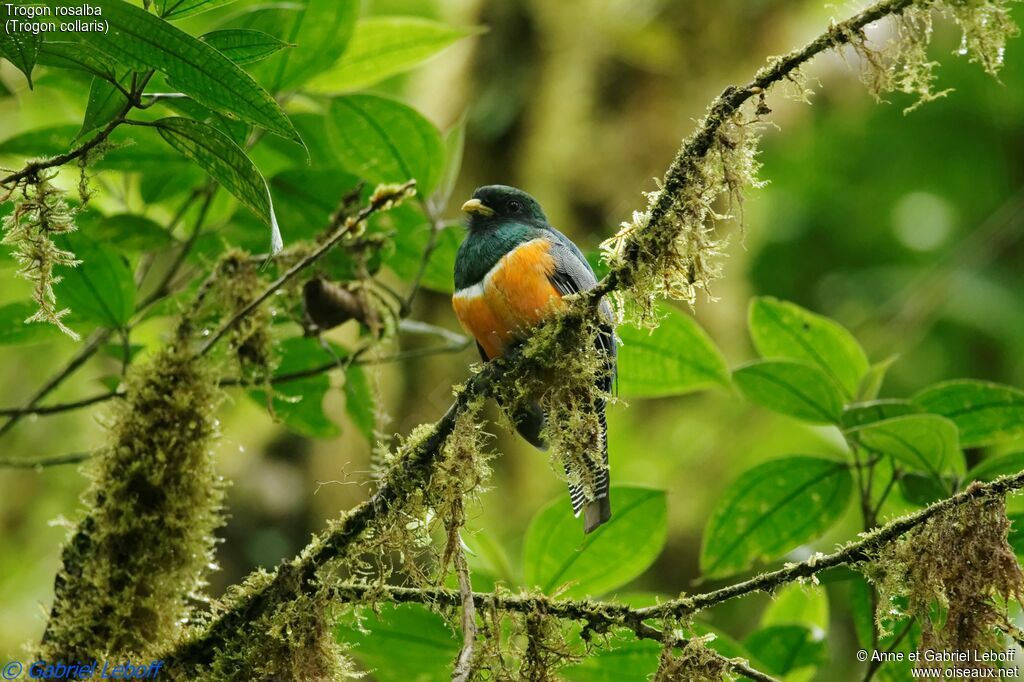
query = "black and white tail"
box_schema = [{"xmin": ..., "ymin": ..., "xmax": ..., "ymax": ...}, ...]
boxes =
[{"xmin": 568, "ymin": 407, "xmax": 612, "ymax": 534}]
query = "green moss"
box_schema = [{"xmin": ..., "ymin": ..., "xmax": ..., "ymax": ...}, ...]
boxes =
[
  {"xmin": 197, "ymin": 569, "xmax": 357, "ymax": 682},
  {"xmin": 0, "ymin": 172, "xmax": 81, "ymax": 339},
  {"xmin": 654, "ymin": 635, "xmax": 732, "ymax": 682},
  {"xmin": 41, "ymin": 345, "xmax": 225, "ymax": 660},
  {"xmin": 865, "ymin": 495, "xmax": 1023, "ymax": 666}
]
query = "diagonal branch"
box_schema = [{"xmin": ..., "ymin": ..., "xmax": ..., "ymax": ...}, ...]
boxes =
[{"xmin": 147, "ymin": 0, "xmax": 1013, "ymax": 672}]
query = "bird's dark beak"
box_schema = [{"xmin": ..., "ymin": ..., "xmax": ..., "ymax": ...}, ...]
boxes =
[{"xmin": 461, "ymin": 198, "xmax": 495, "ymax": 217}]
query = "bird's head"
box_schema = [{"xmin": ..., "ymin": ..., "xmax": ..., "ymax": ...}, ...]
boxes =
[{"xmin": 461, "ymin": 185, "xmax": 547, "ymax": 231}]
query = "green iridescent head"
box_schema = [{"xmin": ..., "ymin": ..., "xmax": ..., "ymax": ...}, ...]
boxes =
[{"xmin": 461, "ymin": 185, "xmax": 547, "ymax": 231}]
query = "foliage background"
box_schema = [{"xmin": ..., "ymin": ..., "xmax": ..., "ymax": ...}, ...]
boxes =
[{"xmin": 0, "ymin": 0, "xmax": 1022, "ymax": 679}]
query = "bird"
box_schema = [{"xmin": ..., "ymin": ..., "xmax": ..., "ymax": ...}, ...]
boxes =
[{"xmin": 451, "ymin": 185, "xmax": 616, "ymax": 533}]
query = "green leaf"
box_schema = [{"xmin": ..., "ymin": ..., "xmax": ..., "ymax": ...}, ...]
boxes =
[
  {"xmin": 337, "ymin": 604, "xmax": 457, "ymax": 682},
  {"xmin": 234, "ymin": 0, "xmax": 358, "ymax": 92},
  {"xmin": 153, "ymin": 117, "xmax": 282, "ymax": 252},
  {"xmin": 201, "ymin": 29, "xmax": 292, "ymax": 66},
  {"xmin": 158, "ymin": 0, "xmax": 239, "ymax": 20},
  {"xmin": 80, "ymin": 76, "xmax": 128, "ymax": 136},
  {"xmin": 858, "ymin": 354, "xmax": 898, "ymax": 401},
  {"xmin": 270, "ymin": 168, "xmax": 362, "ymax": 242},
  {"xmin": 561, "ymin": 634, "xmax": 660, "ymax": 682},
  {"xmin": 617, "ymin": 306, "xmax": 730, "ymax": 398},
  {"xmin": 327, "ymin": 94, "xmax": 445, "ymax": 194},
  {"xmin": 913, "ymin": 379, "xmax": 1024, "ymax": 447},
  {"xmin": 53, "ymin": 233, "xmax": 136, "ymax": 328},
  {"xmin": 159, "ymin": 96, "xmax": 250, "ymax": 147},
  {"xmin": 0, "ymin": 9, "xmax": 42, "ymax": 87},
  {"xmin": 308, "ymin": 17, "xmax": 481, "ymax": 93},
  {"xmin": 748, "ymin": 297, "xmax": 869, "ymax": 399},
  {"xmin": 50, "ymin": 0, "xmax": 299, "ymax": 142},
  {"xmin": 743, "ymin": 625, "xmax": 826, "ymax": 676},
  {"xmin": 385, "ymin": 215, "xmax": 461, "ymax": 294},
  {"xmin": 850, "ymin": 414, "xmax": 964, "ymax": 479},
  {"xmin": 434, "ymin": 117, "xmax": 466, "ymax": 209},
  {"xmin": 0, "ymin": 302, "xmax": 63, "ymax": 345},
  {"xmin": 523, "ymin": 486, "xmax": 667, "ymax": 599},
  {"xmin": 249, "ymin": 337, "xmax": 341, "ymax": 439},
  {"xmin": 898, "ymin": 472, "xmax": 950, "ymax": 507},
  {"xmin": 0, "ymin": 124, "xmax": 78, "ymax": 157},
  {"xmin": 88, "ymin": 214, "xmax": 177, "ymax": 253},
  {"xmin": 967, "ymin": 451, "xmax": 1024, "ymax": 482},
  {"xmin": 761, "ymin": 584, "xmax": 829, "ymax": 633},
  {"xmin": 700, "ymin": 456, "xmax": 852, "ymax": 578},
  {"xmin": 36, "ymin": 41, "xmax": 116, "ymax": 80},
  {"xmin": 840, "ymin": 399, "xmax": 922, "ymax": 430},
  {"xmin": 733, "ymin": 359, "xmax": 843, "ymax": 424},
  {"xmin": 344, "ymin": 364, "xmax": 374, "ymax": 443}
]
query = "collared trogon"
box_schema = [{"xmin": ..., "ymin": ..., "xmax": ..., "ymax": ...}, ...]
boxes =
[{"xmin": 451, "ymin": 185, "xmax": 616, "ymax": 533}]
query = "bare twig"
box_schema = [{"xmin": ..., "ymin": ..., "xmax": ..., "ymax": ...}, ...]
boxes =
[{"xmin": 0, "ymin": 452, "xmax": 91, "ymax": 469}]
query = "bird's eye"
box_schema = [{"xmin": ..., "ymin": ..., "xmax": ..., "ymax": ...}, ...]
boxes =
[{"xmin": 508, "ymin": 200, "xmax": 522, "ymax": 212}]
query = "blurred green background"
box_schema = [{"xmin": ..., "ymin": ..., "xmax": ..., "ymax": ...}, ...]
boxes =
[{"xmin": 1, "ymin": 0, "xmax": 1022, "ymax": 679}]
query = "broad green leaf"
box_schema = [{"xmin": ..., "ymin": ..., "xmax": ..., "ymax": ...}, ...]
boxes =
[
  {"xmin": 139, "ymin": 164, "xmax": 206, "ymax": 203},
  {"xmin": 270, "ymin": 168, "xmax": 363, "ymax": 243},
  {"xmin": 851, "ymin": 414, "xmax": 964, "ymax": 480},
  {"xmin": 913, "ymin": 380, "xmax": 1024, "ymax": 447},
  {"xmin": 337, "ymin": 603, "xmax": 457, "ymax": 682},
  {"xmin": 733, "ymin": 359, "xmax": 843, "ymax": 424},
  {"xmin": 36, "ymin": 41, "xmax": 116, "ymax": 80},
  {"xmin": 344, "ymin": 364, "xmax": 374, "ymax": 443},
  {"xmin": 153, "ymin": 117, "xmax": 282, "ymax": 252},
  {"xmin": 562, "ymin": 634, "xmax": 660, "ymax": 682},
  {"xmin": 80, "ymin": 76, "xmax": 128, "ymax": 136},
  {"xmin": 762, "ymin": 584, "xmax": 829, "ymax": 633},
  {"xmin": 249, "ymin": 337, "xmax": 341, "ymax": 438},
  {"xmin": 840, "ymin": 399, "xmax": 922, "ymax": 430},
  {"xmin": 234, "ymin": 0, "xmax": 358, "ymax": 92},
  {"xmin": 749, "ymin": 297, "xmax": 869, "ymax": 399},
  {"xmin": 0, "ymin": 125, "xmax": 79, "ymax": 157},
  {"xmin": 385, "ymin": 214, "xmax": 460, "ymax": 294},
  {"xmin": 967, "ymin": 451, "xmax": 1024, "ymax": 482},
  {"xmin": 48, "ymin": 0, "xmax": 299, "ymax": 142},
  {"xmin": 701, "ymin": 456, "xmax": 852, "ymax": 577},
  {"xmin": 308, "ymin": 17, "xmax": 481, "ymax": 93},
  {"xmin": 159, "ymin": 0, "xmax": 238, "ymax": 20},
  {"xmin": 53, "ymin": 233, "xmax": 136, "ymax": 328},
  {"xmin": 88, "ymin": 214, "xmax": 177, "ymax": 253},
  {"xmin": 327, "ymin": 94, "xmax": 445, "ymax": 194},
  {"xmin": 462, "ymin": 528, "xmax": 515, "ymax": 583},
  {"xmin": 0, "ymin": 9, "xmax": 42, "ymax": 87},
  {"xmin": 523, "ymin": 486, "xmax": 666, "ymax": 599},
  {"xmin": 0, "ymin": 302, "xmax": 63, "ymax": 345},
  {"xmin": 201, "ymin": 29, "xmax": 291, "ymax": 66},
  {"xmin": 617, "ymin": 306, "xmax": 730, "ymax": 398},
  {"xmin": 744, "ymin": 625, "xmax": 826, "ymax": 676},
  {"xmin": 160, "ymin": 95, "xmax": 250, "ymax": 147}
]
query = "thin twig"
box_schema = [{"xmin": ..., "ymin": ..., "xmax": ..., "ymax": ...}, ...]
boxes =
[
  {"xmin": 0, "ymin": 452, "xmax": 91, "ymax": 469},
  {"xmin": 635, "ymin": 474, "xmax": 1024, "ymax": 621},
  {"xmin": 198, "ymin": 180, "xmax": 417, "ymax": 357}
]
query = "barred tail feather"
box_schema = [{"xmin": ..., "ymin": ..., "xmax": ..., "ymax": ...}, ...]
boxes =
[{"xmin": 569, "ymin": 408, "xmax": 612, "ymax": 534}]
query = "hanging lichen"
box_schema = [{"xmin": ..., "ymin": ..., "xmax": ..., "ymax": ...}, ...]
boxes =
[
  {"xmin": 600, "ymin": 108, "xmax": 763, "ymax": 326},
  {"xmin": 0, "ymin": 172, "xmax": 81, "ymax": 339},
  {"xmin": 40, "ymin": 344, "xmax": 225, "ymax": 660},
  {"xmin": 653, "ymin": 635, "xmax": 732, "ymax": 682},
  {"xmin": 864, "ymin": 494, "xmax": 1023, "ymax": 671}
]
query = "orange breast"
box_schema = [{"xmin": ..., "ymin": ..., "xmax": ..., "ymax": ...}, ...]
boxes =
[{"xmin": 452, "ymin": 238, "xmax": 565, "ymax": 359}]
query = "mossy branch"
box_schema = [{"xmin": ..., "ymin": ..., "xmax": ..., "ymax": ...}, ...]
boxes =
[{"xmin": 150, "ymin": 0, "xmax": 1023, "ymax": 673}]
